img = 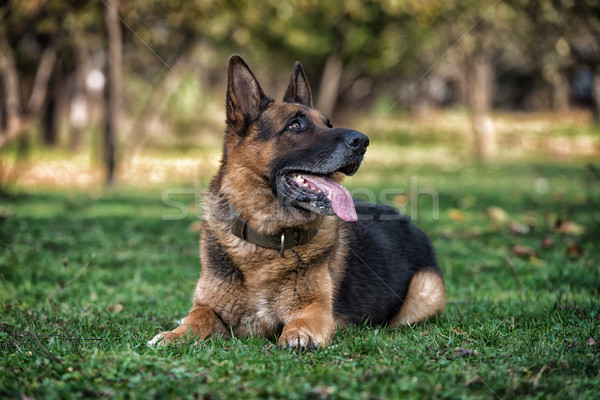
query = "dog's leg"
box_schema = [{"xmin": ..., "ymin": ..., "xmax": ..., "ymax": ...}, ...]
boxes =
[
  {"xmin": 278, "ymin": 302, "xmax": 335, "ymax": 349},
  {"xmin": 148, "ymin": 304, "xmax": 225, "ymax": 346},
  {"xmin": 389, "ymin": 269, "xmax": 445, "ymax": 327}
]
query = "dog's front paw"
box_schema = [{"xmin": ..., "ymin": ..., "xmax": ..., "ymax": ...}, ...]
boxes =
[
  {"xmin": 279, "ymin": 328, "xmax": 317, "ymax": 350},
  {"xmin": 278, "ymin": 319, "xmax": 328, "ymax": 350},
  {"xmin": 148, "ymin": 331, "xmax": 181, "ymax": 346}
]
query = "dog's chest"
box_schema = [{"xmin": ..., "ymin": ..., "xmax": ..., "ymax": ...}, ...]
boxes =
[
  {"xmin": 200, "ymin": 230, "xmax": 333, "ymax": 336},
  {"xmin": 201, "ymin": 260, "xmax": 314, "ymax": 337},
  {"xmin": 214, "ymin": 285, "xmax": 285, "ymax": 337}
]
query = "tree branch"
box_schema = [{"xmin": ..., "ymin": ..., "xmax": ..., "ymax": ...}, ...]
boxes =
[
  {"xmin": 0, "ymin": 39, "xmax": 23, "ymax": 146},
  {"xmin": 26, "ymin": 45, "xmax": 58, "ymax": 115},
  {"xmin": 0, "ymin": 41, "xmax": 57, "ymax": 148}
]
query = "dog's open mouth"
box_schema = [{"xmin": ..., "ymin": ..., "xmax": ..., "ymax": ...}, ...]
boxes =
[{"xmin": 280, "ymin": 171, "xmax": 357, "ymax": 221}]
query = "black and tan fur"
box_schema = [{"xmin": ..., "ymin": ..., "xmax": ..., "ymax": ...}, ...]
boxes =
[{"xmin": 150, "ymin": 56, "xmax": 445, "ymax": 349}]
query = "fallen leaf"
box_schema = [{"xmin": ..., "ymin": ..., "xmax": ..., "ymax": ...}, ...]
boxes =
[
  {"xmin": 485, "ymin": 206, "xmax": 509, "ymax": 224},
  {"xmin": 393, "ymin": 194, "xmax": 409, "ymax": 207},
  {"xmin": 511, "ymin": 245, "xmax": 536, "ymax": 257},
  {"xmin": 449, "ymin": 209, "xmax": 469, "ymax": 222},
  {"xmin": 541, "ymin": 236, "xmax": 554, "ymax": 249},
  {"xmin": 587, "ymin": 338, "xmax": 599, "ymax": 347},
  {"xmin": 107, "ymin": 304, "xmax": 124, "ymax": 313},
  {"xmin": 529, "ymin": 256, "xmax": 544, "ymax": 266},
  {"xmin": 524, "ymin": 214, "xmax": 538, "ymax": 228},
  {"xmin": 555, "ymin": 219, "xmax": 586, "ymax": 236},
  {"xmin": 508, "ymin": 220, "xmax": 530, "ymax": 235},
  {"xmin": 310, "ymin": 386, "xmax": 336, "ymax": 398},
  {"xmin": 566, "ymin": 242, "xmax": 584, "ymax": 258},
  {"xmin": 454, "ymin": 348, "xmax": 478, "ymax": 358}
]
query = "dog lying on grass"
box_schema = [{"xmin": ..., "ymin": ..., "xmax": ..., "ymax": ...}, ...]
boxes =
[{"xmin": 150, "ymin": 55, "xmax": 445, "ymax": 349}]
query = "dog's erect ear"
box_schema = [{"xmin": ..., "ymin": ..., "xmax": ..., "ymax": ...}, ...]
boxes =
[
  {"xmin": 226, "ymin": 55, "xmax": 266, "ymax": 130},
  {"xmin": 283, "ymin": 61, "xmax": 312, "ymax": 107}
]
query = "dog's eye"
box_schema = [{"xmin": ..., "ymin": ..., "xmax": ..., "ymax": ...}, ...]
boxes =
[{"xmin": 287, "ymin": 120, "xmax": 303, "ymax": 131}]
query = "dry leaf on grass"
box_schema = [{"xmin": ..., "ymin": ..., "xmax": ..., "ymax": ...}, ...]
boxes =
[
  {"xmin": 107, "ymin": 304, "xmax": 124, "ymax": 313},
  {"xmin": 448, "ymin": 209, "xmax": 469, "ymax": 222},
  {"xmin": 310, "ymin": 386, "xmax": 336, "ymax": 399},
  {"xmin": 529, "ymin": 256, "xmax": 544, "ymax": 266},
  {"xmin": 508, "ymin": 220, "xmax": 530, "ymax": 235},
  {"xmin": 511, "ymin": 245, "xmax": 536, "ymax": 257},
  {"xmin": 393, "ymin": 194, "xmax": 409, "ymax": 207},
  {"xmin": 566, "ymin": 242, "xmax": 584, "ymax": 258},
  {"xmin": 454, "ymin": 348, "xmax": 478, "ymax": 358},
  {"xmin": 541, "ymin": 236, "xmax": 554, "ymax": 249},
  {"xmin": 485, "ymin": 206, "xmax": 509, "ymax": 224},
  {"xmin": 555, "ymin": 219, "xmax": 586, "ymax": 236}
]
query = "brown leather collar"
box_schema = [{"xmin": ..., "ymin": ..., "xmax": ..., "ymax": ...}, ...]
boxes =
[{"xmin": 231, "ymin": 215, "xmax": 318, "ymax": 257}]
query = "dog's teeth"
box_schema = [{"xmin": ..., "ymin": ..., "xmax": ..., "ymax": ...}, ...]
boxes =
[
  {"xmin": 295, "ymin": 175, "xmax": 305, "ymax": 183},
  {"xmin": 327, "ymin": 191, "xmax": 333, "ymax": 200}
]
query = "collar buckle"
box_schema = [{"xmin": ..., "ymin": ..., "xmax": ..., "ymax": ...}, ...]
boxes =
[{"xmin": 280, "ymin": 232, "xmax": 286, "ymax": 257}]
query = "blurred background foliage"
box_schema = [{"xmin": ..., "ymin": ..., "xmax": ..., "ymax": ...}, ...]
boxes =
[{"xmin": 0, "ymin": 0, "xmax": 599, "ymax": 187}]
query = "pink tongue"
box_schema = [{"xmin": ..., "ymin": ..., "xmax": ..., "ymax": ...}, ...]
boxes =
[{"xmin": 301, "ymin": 174, "xmax": 357, "ymax": 222}]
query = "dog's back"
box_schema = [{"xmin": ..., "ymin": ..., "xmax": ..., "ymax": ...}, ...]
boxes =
[{"xmin": 334, "ymin": 201, "xmax": 442, "ymax": 326}]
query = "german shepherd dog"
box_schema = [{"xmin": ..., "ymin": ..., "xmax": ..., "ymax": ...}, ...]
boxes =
[{"xmin": 150, "ymin": 55, "xmax": 445, "ymax": 349}]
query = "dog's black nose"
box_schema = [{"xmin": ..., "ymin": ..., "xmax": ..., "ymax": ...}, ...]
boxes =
[{"xmin": 344, "ymin": 130, "xmax": 369, "ymax": 150}]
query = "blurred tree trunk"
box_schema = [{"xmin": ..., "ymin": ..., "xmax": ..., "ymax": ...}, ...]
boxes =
[
  {"xmin": 0, "ymin": 40, "xmax": 57, "ymax": 148},
  {"xmin": 467, "ymin": 51, "xmax": 496, "ymax": 160},
  {"xmin": 592, "ymin": 66, "xmax": 600, "ymax": 123},
  {"xmin": 0, "ymin": 41, "xmax": 22, "ymax": 147},
  {"xmin": 552, "ymin": 68, "xmax": 570, "ymax": 112},
  {"xmin": 465, "ymin": 26, "xmax": 496, "ymax": 161},
  {"xmin": 412, "ymin": 77, "xmax": 432, "ymax": 117},
  {"xmin": 316, "ymin": 53, "xmax": 343, "ymax": 116},
  {"xmin": 42, "ymin": 95, "xmax": 57, "ymax": 146},
  {"xmin": 42, "ymin": 66, "xmax": 61, "ymax": 147},
  {"xmin": 104, "ymin": 0, "xmax": 123, "ymax": 186}
]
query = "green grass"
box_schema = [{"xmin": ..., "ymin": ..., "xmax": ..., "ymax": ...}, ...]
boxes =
[{"xmin": 1, "ymin": 160, "xmax": 599, "ymax": 399}]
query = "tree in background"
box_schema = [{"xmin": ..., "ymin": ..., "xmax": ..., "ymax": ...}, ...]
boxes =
[
  {"xmin": 519, "ymin": 0, "xmax": 600, "ymax": 121},
  {"xmin": 229, "ymin": 0, "xmax": 432, "ymax": 116},
  {"xmin": 412, "ymin": 0, "xmax": 535, "ymax": 160},
  {"xmin": 1, "ymin": 0, "xmax": 600, "ymax": 186},
  {"xmin": 104, "ymin": 0, "xmax": 122, "ymax": 186},
  {"xmin": 0, "ymin": 1, "xmax": 60, "ymax": 148},
  {"xmin": 0, "ymin": 1, "xmax": 105, "ymax": 149}
]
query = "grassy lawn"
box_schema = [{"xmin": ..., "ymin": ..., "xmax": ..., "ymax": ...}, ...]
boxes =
[{"xmin": 1, "ymin": 115, "xmax": 599, "ymax": 399}]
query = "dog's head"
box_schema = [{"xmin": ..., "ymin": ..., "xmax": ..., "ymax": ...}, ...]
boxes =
[{"xmin": 218, "ymin": 55, "xmax": 368, "ymax": 228}]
